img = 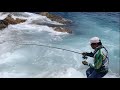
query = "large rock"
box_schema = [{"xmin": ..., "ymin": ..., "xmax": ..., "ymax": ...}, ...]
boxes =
[
  {"xmin": 39, "ymin": 12, "xmax": 72, "ymax": 24},
  {"xmin": 0, "ymin": 14, "xmax": 26, "ymax": 30},
  {"xmin": 0, "ymin": 20, "xmax": 8, "ymax": 30},
  {"xmin": 39, "ymin": 12, "xmax": 73, "ymax": 34},
  {"xmin": 53, "ymin": 27, "xmax": 72, "ymax": 34},
  {"xmin": 4, "ymin": 14, "xmax": 26, "ymax": 25}
]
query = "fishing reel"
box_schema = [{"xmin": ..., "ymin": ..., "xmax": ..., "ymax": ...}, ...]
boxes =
[
  {"xmin": 82, "ymin": 55, "xmax": 88, "ymax": 60},
  {"xmin": 82, "ymin": 55, "xmax": 88, "ymax": 65}
]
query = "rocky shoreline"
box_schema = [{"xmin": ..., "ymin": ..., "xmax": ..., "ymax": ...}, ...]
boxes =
[
  {"xmin": 39, "ymin": 12, "xmax": 72, "ymax": 24},
  {"xmin": 0, "ymin": 12, "xmax": 72, "ymax": 34},
  {"xmin": 0, "ymin": 14, "xmax": 26, "ymax": 30}
]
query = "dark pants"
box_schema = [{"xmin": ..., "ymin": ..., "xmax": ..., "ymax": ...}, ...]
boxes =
[{"xmin": 86, "ymin": 68, "xmax": 108, "ymax": 78}]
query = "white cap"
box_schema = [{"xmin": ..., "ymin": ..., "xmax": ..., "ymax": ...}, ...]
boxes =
[{"xmin": 90, "ymin": 37, "xmax": 100, "ymax": 44}]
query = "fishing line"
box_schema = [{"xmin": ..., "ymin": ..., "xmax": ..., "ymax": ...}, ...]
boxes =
[{"xmin": 18, "ymin": 43, "xmax": 82, "ymax": 55}]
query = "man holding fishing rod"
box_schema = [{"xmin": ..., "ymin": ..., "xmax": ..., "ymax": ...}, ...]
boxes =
[
  {"xmin": 81, "ymin": 37, "xmax": 109, "ymax": 78},
  {"xmin": 19, "ymin": 36, "xmax": 109, "ymax": 78}
]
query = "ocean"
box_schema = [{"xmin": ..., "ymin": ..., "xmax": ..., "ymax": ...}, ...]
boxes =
[{"xmin": 0, "ymin": 12, "xmax": 119, "ymax": 78}]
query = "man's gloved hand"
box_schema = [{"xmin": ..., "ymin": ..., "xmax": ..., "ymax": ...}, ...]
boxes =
[
  {"xmin": 82, "ymin": 52, "xmax": 88, "ymax": 59},
  {"xmin": 82, "ymin": 52, "xmax": 87, "ymax": 56},
  {"xmin": 82, "ymin": 60, "xmax": 88, "ymax": 65}
]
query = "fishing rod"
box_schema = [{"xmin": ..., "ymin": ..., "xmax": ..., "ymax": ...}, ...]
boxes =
[{"xmin": 18, "ymin": 43, "xmax": 83, "ymax": 55}]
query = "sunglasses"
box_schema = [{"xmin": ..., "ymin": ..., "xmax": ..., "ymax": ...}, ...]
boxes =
[{"xmin": 91, "ymin": 43, "xmax": 97, "ymax": 45}]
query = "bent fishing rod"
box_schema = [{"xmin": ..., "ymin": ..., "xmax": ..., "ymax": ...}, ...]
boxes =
[{"xmin": 18, "ymin": 43, "xmax": 83, "ymax": 55}]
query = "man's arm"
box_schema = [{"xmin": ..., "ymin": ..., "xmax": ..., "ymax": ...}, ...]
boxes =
[
  {"xmin": 82, "ymin": 52, "xmax": 94, "ymax": 57},
  {"xmin": 86, "ymin": 52, "xmax": 94, "ymax": 57}
]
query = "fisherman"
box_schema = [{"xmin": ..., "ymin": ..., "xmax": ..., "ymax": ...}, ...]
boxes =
[{"xmin": 82, "ymin": 37, "xmax": 109, "ymax": 78}]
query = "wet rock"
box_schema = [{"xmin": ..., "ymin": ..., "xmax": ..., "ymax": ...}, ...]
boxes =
[
  {"xmin": 15, "ymin": 18, "xmax": 26, "ymax": 23},
  {"xmin": 0, "ymin": 20, "xmax": 8, "ymax": 30},
  {"xmin": 39, "ymin": 12, "xmax": 72, "ymax": 24},
  {"xmin": 38, "ymin": 12, "xmax": 73, "ymax": 34},
  {"xmin": 4, "ymin": 14, "xmax": 26, "ymax": 25},
  {"xmin": 53, "ymin": 27, "xmax": 72, "ymax": 34},
  {"xmin": 0, "ymin": 14, "xmax": 26, "ymax": 30}
]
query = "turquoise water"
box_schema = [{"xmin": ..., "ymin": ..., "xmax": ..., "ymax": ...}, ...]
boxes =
[
  {"xmin": 51, "ymin": 12, "xmax": 120, "ymax": 73},
  {"xmin": 0, "ymin": 12, "xmax": 119, "ymax": 78}
]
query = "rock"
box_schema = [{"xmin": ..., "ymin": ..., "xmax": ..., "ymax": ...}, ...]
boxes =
[
  {"xmin": 53, "ymin": 27, "xmax": 72, "ymax": 34},
  {"xmin": 3, "ymin": 14, "xmax": 26, "ymax": 25},
  {"xmin": 39, "ymin": 12, "xmax": 73, "ymax": 34},
  {"xmin": 39, "ymin": 12, "xmax": 72, "ymax": 24},
  {"xmin": 0, "ymin": 14, "xmax": 26, "ymax": 30},
  {"xmin": 0, "ymin": 24, "xmax": 7, "ymax": 30},
  {"xmin": 0, "ymin": 20, "xmax": 8, "ymax": 30},
  {"xmin": 15, "ymin": 18, "xmax": 26, "ymax": 23},
  {"xmin": 3, "ymin": 14, "xmax": 17, "ymax": 24}
]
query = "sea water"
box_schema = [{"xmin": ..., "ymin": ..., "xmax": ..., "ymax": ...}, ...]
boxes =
[{"xmin": 0, "ymin": 12, "xmax": 119, "ymax": 78}]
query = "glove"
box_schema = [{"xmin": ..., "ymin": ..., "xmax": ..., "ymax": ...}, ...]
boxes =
[
  {"xmin": 82, "ymin": 60, "xmax": 88, "ymax": 65},
  {"xmin": 82, "ymin": 52, "xmax": 88, "ymax": 59},
  {"xmin": 82, "ymin": 52, "xmax": 87, "ymax": 56}
]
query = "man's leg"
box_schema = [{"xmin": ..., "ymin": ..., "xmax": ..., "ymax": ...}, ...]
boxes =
[
  {"xmin": 86, "ymin": 68, "xmax": 94, "ymax": 77},
  {"xmin": 95, "ymin": 71, "xmax": 108, "ymax": 78},
  {"xmin": 88, "ymin": 70, "xmax": 108, "ymax": 78},
  {"xmin": 95, "ymin": 67, "xmax": 108, "ymax": 78},
  {"xmin": 87, "ymin": 70, "xmax": 98, "ymax": 78}
]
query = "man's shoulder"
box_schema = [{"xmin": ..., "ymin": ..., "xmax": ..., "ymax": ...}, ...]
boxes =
[{"xmin": 101, "ymin": 47, "xmax": 108, "ymax": 55}]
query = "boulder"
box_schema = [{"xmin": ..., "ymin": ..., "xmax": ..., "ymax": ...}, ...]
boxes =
[
  {"xmin": 39, "ymin": 12, "xmax": 72, "ymax": 24},
  {"xmin": 0, "ymin": 14, "xmax": 26, "ymax": 30},
  {"xmin": 39, "ymin": 12, "xmax": 73, "ymax": 34},
  {"xmin": 15, "ymin": 18, "xmax": 26, "ymax": 23},
  {"xmin": 53, "ymin": 27, "xmax": 72, "ymax": 34},
  {"xmin": 3, "ymin": 14, "xmax": 26, "ymax": 25},
  {"xmin": 0, "ymin": 20, "xmax": 8, "ymax": 30}
]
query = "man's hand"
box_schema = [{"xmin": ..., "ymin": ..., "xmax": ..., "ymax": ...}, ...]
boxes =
[
  {"xmin": 82, "ymin": 60, "xmax": 88, "ymax": 65},
  {"xmin": 82, "ymin": 52, "xmax": 87, "ymax": 56}
]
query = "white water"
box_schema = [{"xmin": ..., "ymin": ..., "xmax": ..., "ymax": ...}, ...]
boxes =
[{"xmin": 0, "ymin": 12, "xmax": 119, "ymax": 78}]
